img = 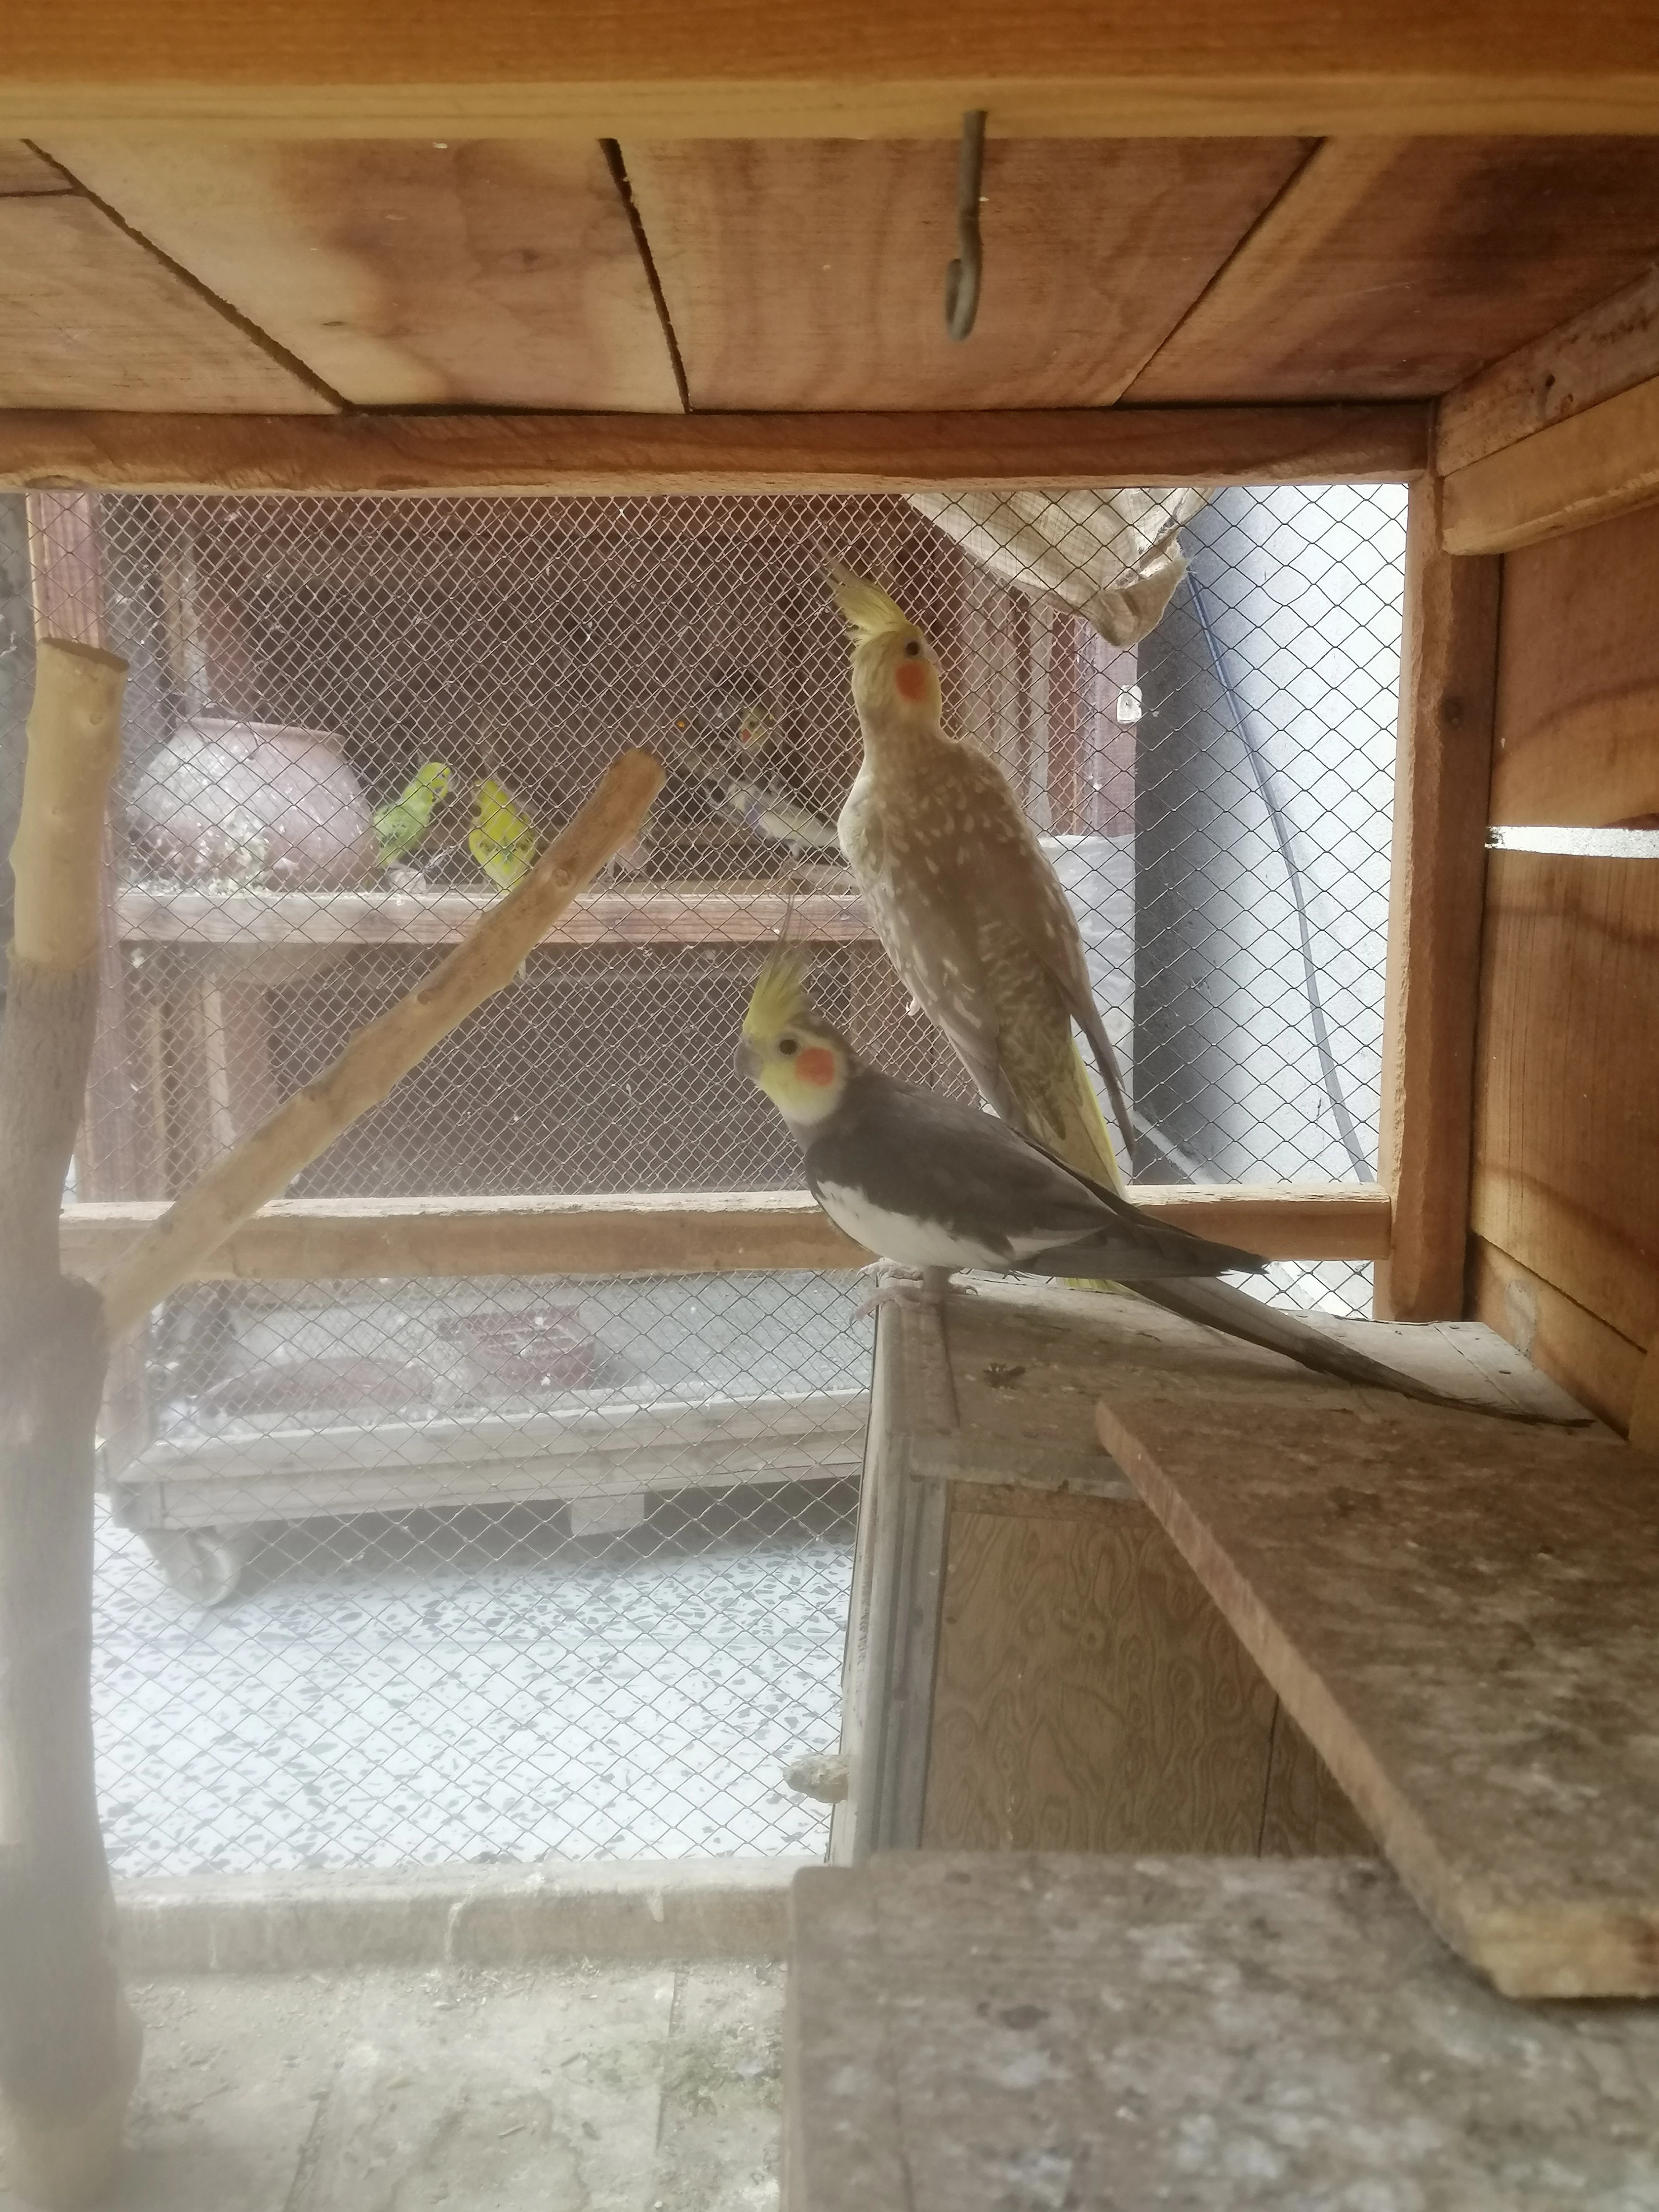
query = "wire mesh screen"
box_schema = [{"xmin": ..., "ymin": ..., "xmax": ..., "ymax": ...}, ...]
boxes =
[{"xmin": 23, "ymin": 482, "xmax": 1405, "ymax": 1875}]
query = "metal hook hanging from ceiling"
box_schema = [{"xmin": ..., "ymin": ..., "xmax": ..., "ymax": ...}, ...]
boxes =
[{"xmin": 944, "ymin": 110, "xmax": 988, "ymax": 342}]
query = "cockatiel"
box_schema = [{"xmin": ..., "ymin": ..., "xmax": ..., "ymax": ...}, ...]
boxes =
[
  {"xmin": 374, "ymin": 760, "xmax": 453, "ymax": 871},
  {"xmin": 833, "ymin": 570, "xmax": 1132, "ymax": 1188},
  {"xmin": 469, "ymin": 776, "xmax": 539, "ymax": 891},
  {"xmin": 740, "ymin": 956, "xmax": 1555, "ymax": 1419},
  {"xmin": 740, "ymin": 953, "xmax": 1262, "ymax": 1295}
]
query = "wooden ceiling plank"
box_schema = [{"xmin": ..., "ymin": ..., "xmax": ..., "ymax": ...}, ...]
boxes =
[
  {"xmin": 620, "ymin": 138, "xmax": 1310, "ymax": 411},
  {"xmin": 38, "ymin": 139, "xmax": 682, "ymax": 410},
  {"xmin": 1437, "ymin": 264, "xmax": 1659, "ymax": 476},
  {"xmin": 4, "ymin": 5, "xmax": 1659, "ymax": 139},
  {"xmin": 0, "ymin": 193, "xmax": 335, "ymax": 411},
  {"xmin": 0, "ymin": 403, "xmax": 1431, "ymax": 493},
  {"xmin": 1128, "ymin": 138, "xmax": 1659, "ymax": 404},
  {"xmin": 0, "ymin": 141, "xmax": 69, "ymax": 193}
]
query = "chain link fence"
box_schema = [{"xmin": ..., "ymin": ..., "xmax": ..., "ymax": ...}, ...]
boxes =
[{"xmin": 16, "ymin": 481, "xmax": 1405, "ymax": 1875}]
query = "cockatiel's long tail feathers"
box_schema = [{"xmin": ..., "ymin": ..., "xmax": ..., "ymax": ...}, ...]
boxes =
[
  {"xmin": 1078, "ymin": 1013, "xmax": 1135, "ymax": 1170},
  {"xmin": 1138, "ymin": 1276, "xmax": 1574, "ymax": 1423},
  {"xmin": 831, "ymin": 568, "xmax": 909, "ymax": 642},
  {"xmin": 1058, "ymin": 1036, "xmax": 1124, "ymax": 1194}
]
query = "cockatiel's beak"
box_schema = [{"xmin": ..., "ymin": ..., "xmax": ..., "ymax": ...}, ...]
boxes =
[{"xmin": 734, "ymin": 1035, "xmax": 760, "ymax": 1081}]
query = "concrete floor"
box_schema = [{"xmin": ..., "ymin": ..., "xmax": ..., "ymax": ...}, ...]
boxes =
[{"xmin": 0, "ymin": 1961, "xmax": 782, "ymax": 2212}]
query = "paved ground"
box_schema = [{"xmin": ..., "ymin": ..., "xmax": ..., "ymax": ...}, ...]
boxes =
[{"xmin": 0, "ymin": 1960, "xmax": 784, "ymax": 2212}]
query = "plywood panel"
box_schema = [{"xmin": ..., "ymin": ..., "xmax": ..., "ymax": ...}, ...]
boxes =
[
  {"xmin": 0, "ymin": 192, "xmax": 331, "ymax": 411},
  {"xmin": 621, "ymin": 138, "xmax": 1309, "ymax": 410},
  {"xmin": 41, "ymin": 139, "xmax": 681, "ymax": 410},
  {"xmin": 1471, "ymin": 852, "xmax": 1659, "ymax": 1347},
  {"xmin": 1096, "ymin": 1361, "xmax": 1659, "ymax": 1997},
  {"xmin": 921, "ymin": 1488, "xmax": 1279, "ymax": 1853},
  {"xmin": 0, "ymin": 142, "xmax": 67, "ymax": 194},
  {"xmin": 1130, "ymin": 138, "xmax": 1659, "ymax": 403},
  {"xmin": 1469, "ymin": 1236, "xmax": 1645, "ymax": 1434},
  {"xmin": 1259, "ymin": 1709, "xmax": 1372, "ymax": 1857},
  {"xmin": 1489, "ymin": 501, "xmax": 1659, "ymax": 827}
]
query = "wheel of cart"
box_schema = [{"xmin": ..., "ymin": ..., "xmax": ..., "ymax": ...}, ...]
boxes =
[{"xmin": 138, "ymin": 1527, "xmax": 255, "ymax": 1606}]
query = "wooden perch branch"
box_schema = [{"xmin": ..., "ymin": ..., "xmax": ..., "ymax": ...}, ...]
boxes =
[
  {"xmin": 100, "ymin": 748, "xmax": 664, "ymax": 1339},
  {"xmin": 0, "ymin": 637, "xmax": 141, "ymax": 2209}
]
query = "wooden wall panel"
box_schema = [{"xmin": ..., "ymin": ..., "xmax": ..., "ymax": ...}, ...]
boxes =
[
  {"xmin": 621, "ymin": 138, "xmax": 1308, "ymax": 411},
  {"xmin": 1130, "ymin": 138, "xmax": 1659, "ymax": 403},
  {"xmin": 921, "ymin": 1488, "xmax": 1280, "ymax": 1854},
  {"xmin": 40, "ymin": 140, "xmax": 681, "ymax": 411},
  {"xmin": 1470, "ymin": 852, "xmax": 1659, "ymax": 1350},
  {"xmin": 1489, "ymin": 502, "xmax": 1659, "ymax": 827},
  {"xmin": 0, "ymin": 143, "xmax": 67, "ymax": 194},
  {"xmin": 1469, "ymin": 1237, "xmax": 1644, "ymax": 1434},
  {"xmin": 1259, "ymin": 1711, "xmax": 1373, "ymax": 1858},
  {"xmin": 0, "ymin": 193, "xmax": 330, "ymax": 412}
]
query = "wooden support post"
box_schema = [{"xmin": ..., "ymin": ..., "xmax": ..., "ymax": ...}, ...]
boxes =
[
  {"xmin": 1373, "ymin": 476, "xmax": 1500, "ymax": 1322},
  {"xmin": 0, "ymin": 637, "xmax": 138, "ymax": 2211}
]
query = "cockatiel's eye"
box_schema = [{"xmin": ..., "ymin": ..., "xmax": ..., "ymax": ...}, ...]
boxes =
[
  {"xmin": 902, "ymin": 640, "xmax": 922, "ymax": 659},
  {"xmin": 778, "ymin": 1036, "xmax": 800, "ymax": 1057}
]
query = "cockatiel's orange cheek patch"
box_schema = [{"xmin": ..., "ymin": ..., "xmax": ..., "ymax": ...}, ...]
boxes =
[
  {"xmin": 796, "ymin": 1047, "xmax": 837, "ymax": 1086},
  {"xmin": 895, "ymin": 661, "xmax": 928, "ymax": 701}
]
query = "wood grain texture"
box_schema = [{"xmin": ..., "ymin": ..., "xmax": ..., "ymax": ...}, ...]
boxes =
[
  {"xmin": 1259, "ymin": 1708, "xmax": 1372, "ymax": 1857},
  {"xmin": 0, "ymin": 142, "xmax": 67, "ymax": 194},
  {"xmin": 621, "ymin": 138, "xmax": 1307, "ymax": 411},
  {"xmin": 1471, "ymin": 852, "xmax": 1659, "ymax": 1349},
  {"xmin": 786, "ymin": 1857, "xmax": 1659, "ymax": 2212},
  {"xmin": 1469, "ymin": 1236, "xmax": 1645, "ymax": 1434},
  {"xmin": 1442, "ymin": 373, "xmax": 1659, "ymax": 555},
  {"xmin": 40, "ymin": 138, "xmax": 681, "ymax": 409},
  {"xmin": 8, "ymin": 5, "xmax": 1659, "ymax": 139},
  {"xmin": 1438, "ymin": 265, "xmax": 1659, "ymax": 477},
  {"xmin": 0, "ymin": 192, "xmax": 332, "ymax": 411},
  {"xmin": 1096, "ymin": 1361, "xmax": 1659, "ymax": 1998},
  {"xmin": 1373, "ymin": 477, "xmax": 1499, "ymax": 1322},
  {"xmin": 922, "ymin": 1493, "xmax": 1279, "ymax": 1853},
  {"xmin": 1488, "ymin": 500, "xmax": 1659, "ymax": 828},
  {"xmin": 0, "ymin": 404, "xmax": 1431, "ymax": 494},
  {"xmin": 1129, "ymin": 138, "xmax": 1659, "ymax": 404}
]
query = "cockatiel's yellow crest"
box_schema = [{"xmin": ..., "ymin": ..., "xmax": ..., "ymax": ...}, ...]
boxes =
[{"xmin": 830, "ymin": 566, "xmax": 1130, "ymax": 1192}]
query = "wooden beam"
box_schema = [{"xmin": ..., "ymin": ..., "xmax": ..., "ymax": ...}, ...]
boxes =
[
  {"xmin": 1374, "ymin": 476, "xmax": 1499, "ymax": 1322},
  {"xmin": 59, "ymin": 1182, "xmax": 1391, "ymax": 1286},
  {"xmin": 1437, "ymin": 265, "xmax": 1659, "ymax": 477},
  {"xmin": 3, "ymin": 6, "xmax": 1659, "ymax": 138},
  {"xmin": 0, "ymin": 405, "xmax": 1432, "ymax": 496},
  {"xmin": 1441, "ymin": 373, "xmax": 1659, "ymax": 554}
]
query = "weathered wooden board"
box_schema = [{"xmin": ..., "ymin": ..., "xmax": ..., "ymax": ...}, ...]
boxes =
[
  {"xmin": 40, "ymin": 138, "xmax": 682, "ymax": 409},
  {"xmin": 1472, "ymin": 851, "xmax": 1659, "ymax": 1349},
  {"xmin": 1489, "ymin": 501, "xmax": 1659, "ymax": 828},
  {"xmin": 1442, "ymin": 372, "xmax": 1659, "ymax": 555},
  {"xmin": 621, "ymin": 137, "xmax": 1307, "ymax": 410},
  {"xmin": 0, "ymin": 141, "xmax": 67, "ymax": 194},
  {"xmin": 1130, "ymin": 137, "xmax": 1659, "ymax": 403},
  {"xmin": 785, "ymin": 1856, "xmax": 1659, "ymax": 2212},
  {"xmin": 1438, "ymin": 264, "xmax": 1659, "ymax": 476},
  {"xmin": 1470, "ymin": 1235, "xmax": 1645, "ymax": 1435},
  {"xmin": 0, "ymin": 191, "xmax": 333, "ymax": 411},
  {"xmin": 1094, "ymin": 1357, "xmax": 1659, "ymax": 1997},
  {"xmin": 0, "ymin": 403, "xmax": 1432, "ymax": 495},
  {"xmin": 1374, "ymin": 476, "xmax": 1499, "ymax": 1322},
  {"xmin": 8, "ymin": 6, "xmax": 1659, "ymax": 140}
]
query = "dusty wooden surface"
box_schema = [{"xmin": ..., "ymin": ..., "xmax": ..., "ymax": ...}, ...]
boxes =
[
  {"xmin": 1438, "ymin": 263, "xmax": 1659, "ymax": 474},
  {"xmin": 784, "ymin": 1855, "xmax": 1659, "ymax": 2212},
  {"xmin": 1469, "ymin": 1237, "xmax": 1646, "ymax": 1436},
  {"xmin": 1442, "ymin": 371, "xmax": 1659, "ymax": 554},
  {"xmin": 1093, "ymin": 1346, "xmax": 1659, "ymax": 1996},
  {"xmin": 1471, "ymin": 850, "xmax": 1659, "ymax": 1353},
  {"xmin": 1488, "ymin": 499, "xmax": 1659, "ymax": 827},
  {"xmin": 38, "ymin": 139, "xmax": 681, "ymax": 410},
  {"xmin": 1127, "ymin": 137, "xmax": 1659, "ymax": 403},
  {"xmin": 1374, "ymin": 475, "xmax": 1499, "ymax": 1322},
  {"xmin": 622, "ymin": 138, "xmax": 1307, "ymax": 411}
]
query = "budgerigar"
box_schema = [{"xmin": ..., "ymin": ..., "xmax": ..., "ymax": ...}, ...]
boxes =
[
  {"xmin": 740, "ymin": 955, "xmax": 1547, "ymax": 1419},
  {"xmin": 469, "ymin": 777, "xmax": 539, "ymax": 891},
  {"xmin": 832, "ymin": 570, "xmax": 1131, "ymax": 1189},
  {"xmin": 374, "ymin": 760, "xmax": 453, "ymax": 871}
]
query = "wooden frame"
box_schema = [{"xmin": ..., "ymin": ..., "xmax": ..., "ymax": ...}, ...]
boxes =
[
  {"xmin": 0, "ymin": 406, "xmax": 1431, "ymax": 494},
  {"xmin": 1374, "ymin": 476, "xmax": 1500, "ymax": 1322},
  {"xmin": 4, "ymin": 4, "xmax": 1658, "ymax": 139},
  {"xmin": 60, "ymin": 1184, "xmax": 1391, "ymax": 1286},
  {"xmin": 1441, "ymin": 373, "xmax": 1659, "ymax": 554}
]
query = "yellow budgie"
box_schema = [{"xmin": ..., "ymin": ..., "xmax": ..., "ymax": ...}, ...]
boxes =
[
  {"xmin": 374, "ymin": 760, "xmax": 453, "ymax": 871},
  {"xmin": 469, "ymin": 777, "xmax": 538, "ymax": 891}
]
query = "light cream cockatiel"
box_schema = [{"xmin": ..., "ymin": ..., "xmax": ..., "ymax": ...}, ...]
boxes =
[
  {"xmin": 833, "ymin": 569, "xmax": 1132, "ymax": 1191},
  {"xmin": 829, "ymin": 569, "xmax": 1564, "ymax": 1416}
]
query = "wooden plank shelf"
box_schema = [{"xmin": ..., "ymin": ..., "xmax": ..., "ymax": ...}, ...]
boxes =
[
  {"xmin": 785, "ymin": 1855, "xmax": 1659, "ymax": 2212},
  {"xmin": 1093, "ymin": 1338, "xmax": 1659, "ymax": 1999},
  {"xmin": 114, "ymin": 882, "xmax": 871, "ymax": 951}
]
